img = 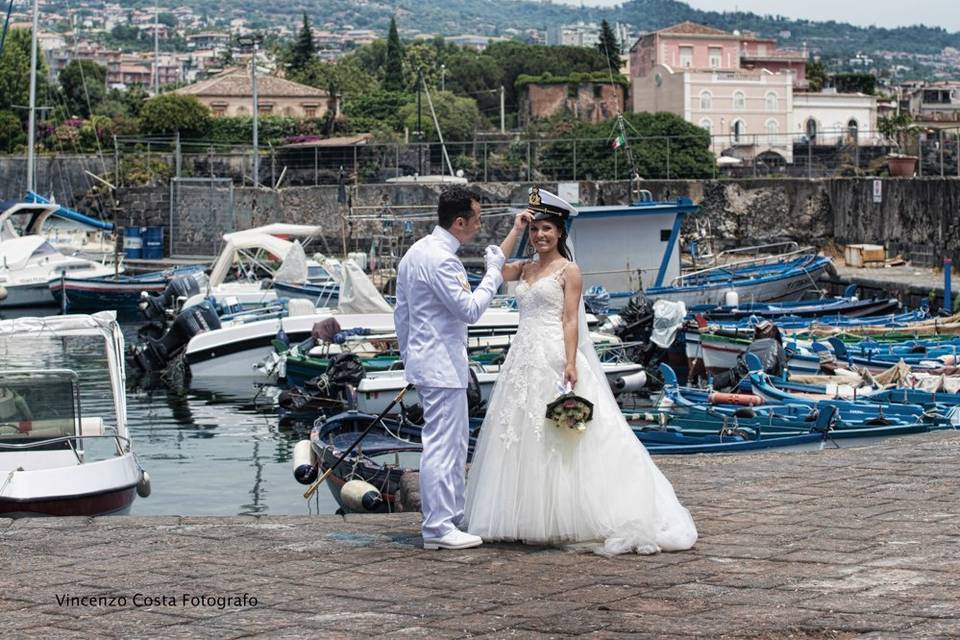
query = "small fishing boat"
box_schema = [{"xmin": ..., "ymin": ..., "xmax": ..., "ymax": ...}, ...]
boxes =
[
  {"xmin": 302, "ymin": 411, "xmax": 481, "ymax": 513},
  {"xmin": 0, "ymin": 313, "xmax": 150, "ymax": 517},
  {"xmin": 49, "ymin": 265, "xmax": 204, "ymax": 312},
  {"xmin": 646, "ymin": 253, "xmax": 832, "ymax": 307}
]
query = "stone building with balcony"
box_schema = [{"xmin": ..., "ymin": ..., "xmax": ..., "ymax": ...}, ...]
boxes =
[
  {"xmin": 174, "ymin": 67, "xmax": 340, "ymax": 119},
  {"xmin": 903, "ymin": 82, "xmax": 960, "ymax": 125}
]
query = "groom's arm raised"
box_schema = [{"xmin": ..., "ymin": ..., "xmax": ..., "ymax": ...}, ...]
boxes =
[{"xmin": 431, "ymin": 256, "xmax": 504, "ymax": 324}]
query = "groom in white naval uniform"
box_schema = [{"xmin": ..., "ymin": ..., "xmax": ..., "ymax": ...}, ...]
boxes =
[{"xmin": 394, "ymin": 187, "xmax": 506, "ymax": 550}]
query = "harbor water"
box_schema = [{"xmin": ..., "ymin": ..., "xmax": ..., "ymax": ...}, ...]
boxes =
[{"xmin": 0, "ymin": 307, "xmax": 340, "ymax": 516}]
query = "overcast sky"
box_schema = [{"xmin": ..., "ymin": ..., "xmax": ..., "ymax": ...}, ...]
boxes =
[{"xmin": 550, "ymin": 0, "xmax": 960, "ymax": 32}]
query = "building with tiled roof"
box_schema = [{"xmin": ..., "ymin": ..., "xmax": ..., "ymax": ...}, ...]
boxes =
[{"xmin": 174, "ymin": 67, "xmax": 339, "ymax": 119}]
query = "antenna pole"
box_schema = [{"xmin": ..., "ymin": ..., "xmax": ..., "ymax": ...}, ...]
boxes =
[{"xmin": 26, "ymin": 0, "xmax": 39, "ymax": 194}]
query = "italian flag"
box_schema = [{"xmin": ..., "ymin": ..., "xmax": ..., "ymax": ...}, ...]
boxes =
[{"xmin": 611, "ymin": 133, "xmax": 626, "ymax": 149}]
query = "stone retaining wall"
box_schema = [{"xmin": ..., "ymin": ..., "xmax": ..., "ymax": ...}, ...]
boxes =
[{"xmin": 108, "ymin": 178, "xmax": 960, "ymax": 264}]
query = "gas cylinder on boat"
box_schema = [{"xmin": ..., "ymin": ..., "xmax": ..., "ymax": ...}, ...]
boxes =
[
  {"xmin": 340, "ymin": 479, "xmax": 383, "ymax": 512},
  {"xmin": 292, "ymin": 440, "xmax": 318, "ymax": 485}
]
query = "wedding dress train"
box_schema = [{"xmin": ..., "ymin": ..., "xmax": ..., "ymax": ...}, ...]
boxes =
[{"xmin": 463, "ymin": 266, "xmax": 698, "ymax": 555}]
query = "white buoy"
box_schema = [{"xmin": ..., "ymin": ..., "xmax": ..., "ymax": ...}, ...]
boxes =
[
  {"xmin": 724, "ymin": 290, "xmax": 739, "ymax": 308},
  {"xmin": 613, "ymin": 370, "xmax": 648, "ymax": 393},
  {"xmin": 292, "ymin": 440, "xmax": 318, "ymax": 485},
  {"xmin": 340, "ymin": 479, "xmax": 384, "ymax": 513},
  {"xmin": 137, "ymin": 471, "xmax": 152, "ymax": 498}
]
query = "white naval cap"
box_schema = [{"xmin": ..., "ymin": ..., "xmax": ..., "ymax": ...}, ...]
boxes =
[{"xmin": 528, "ymin": 186, "xmax": 577, "ymax": 220}]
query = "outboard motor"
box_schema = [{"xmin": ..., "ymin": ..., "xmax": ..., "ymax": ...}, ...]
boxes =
[
  {"xmin": 139, "ymin": 271, "xmax": 209, "ymax": 321},
  {"xmin": 614, "ymin": 290, "xmax": 668, "ymax": 388},
  {"xmin": 131, "ymin": 301, "xmax": 221, "ymax": 373}
]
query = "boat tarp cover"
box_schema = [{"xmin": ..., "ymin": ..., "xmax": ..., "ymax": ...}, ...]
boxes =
[
  {"xmin": 274, "ymin": 241, "xmax": 308, "ymax": 284},
  {"xmin": 337, "ymin": 260, "xmax": 393, "ymax": 314},
  {"xmin": 0, "ymin": 235, "xmax": 53, "ymax": 270}
]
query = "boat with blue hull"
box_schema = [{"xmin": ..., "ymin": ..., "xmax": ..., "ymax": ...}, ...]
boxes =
[{"xmin": 49, "ymin": 265, "xmax": 204, "ymax": 312}]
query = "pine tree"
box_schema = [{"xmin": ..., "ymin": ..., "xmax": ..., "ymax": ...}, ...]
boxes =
[
  {"xmin": 289, "ymin": 13, "xmax": 316, "ymax": 74},
  {"xmin": 596, "ymin": 20, "xmax": 621, "ymax": 73},
  {"xmin": 383, "ymin": 17, "xmax": 405, "ymax": 92}
]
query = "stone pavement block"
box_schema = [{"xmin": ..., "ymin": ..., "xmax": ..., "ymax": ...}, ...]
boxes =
[
  {"xmin": 302, "ymin": 610, "xmax": 426, "ymax": 634},
  {"xmin": 18, "ymin": 626, "xmax": 102, "ymax": 639},
  {"xmin": 904, "ymin": 619, "xmax": 960, "ymax": 636},
  {"xmin": 387, "ymin": 625, "xmax": 463, "ymax": 639},
  {"xmin": 795, "ymin": 612, "xmax": 925, "ymax": 634},
  {"xmin": 427, "ymin": 612, "xmax": 518, "ymax": 634}
]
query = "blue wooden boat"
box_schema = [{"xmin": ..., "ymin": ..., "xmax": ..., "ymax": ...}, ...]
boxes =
[
  {"xmin": 688, "ymin": 294, "xmax": 901, "ymax": 322},
  {"xmin": 48, "ymin": 265, "xmax": 205, "ymax": 312},
  {"xmin": 307, "ymin": 412, "xmax": 482, "ymax": 513}
]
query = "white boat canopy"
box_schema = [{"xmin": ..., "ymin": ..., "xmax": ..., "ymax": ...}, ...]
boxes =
[{"xmin": 0, "ymin": 311, "xmax": 127, "ymax": 436}]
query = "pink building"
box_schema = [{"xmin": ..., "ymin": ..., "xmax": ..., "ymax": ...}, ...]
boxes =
[{"xmin": 630, "ymin": 22, "xmax": 818, "ymax": 163}]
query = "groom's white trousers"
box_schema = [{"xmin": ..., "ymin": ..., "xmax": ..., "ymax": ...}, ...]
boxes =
[{"xmin": 418, "ymin": 386, "xmax": 469, "ymax": 539}]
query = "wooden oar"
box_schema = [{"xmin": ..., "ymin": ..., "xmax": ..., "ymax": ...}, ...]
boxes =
[{"xmin": 303, "ymin": 383, "xmax": 414, "ymax": 500}]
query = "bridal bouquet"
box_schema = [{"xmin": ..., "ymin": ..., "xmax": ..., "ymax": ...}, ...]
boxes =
[{"xmin": 546, "ymin": 385, "xmax": 594, "ymax": 433}]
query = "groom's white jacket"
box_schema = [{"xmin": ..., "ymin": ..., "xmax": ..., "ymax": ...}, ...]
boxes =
[{"xmin": 394, "ymin": 226, "xmax": 503, "ymax": 389}]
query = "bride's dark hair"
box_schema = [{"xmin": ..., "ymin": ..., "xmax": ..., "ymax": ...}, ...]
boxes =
[{"xmin": 530, "ymin": 215, "xmax": 574, "ymax": 262}]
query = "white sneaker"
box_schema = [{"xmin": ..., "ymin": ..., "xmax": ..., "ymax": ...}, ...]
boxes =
[{"xmin": 422, "ymin": 528, "xmax": 483, "ymax": 550}]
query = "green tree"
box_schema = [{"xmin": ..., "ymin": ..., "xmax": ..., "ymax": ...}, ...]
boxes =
[
  {"xmin": 596, "ymin": 20, "xmax": 621, "ymax": 73},
  {"xmin": 399, "ymin": 91, "xmax": 483, "ymax": 141},
  {"xmin": 0, "ymin": 29, "xmax": 50, "ymax": 123},
  {"xmin": 139, "ymin": 94, "xmax": 212, "ymax": 138},
  {"xmin": 289, "ymin": 55, "xmax": 378, "ymax": 99},
  {"xmin": 484, "ymin": 41, "xmax": 607, "ymax": 115},
  {"xmin": 535, "ymin": 112, "xmax": 714, "ymax": 180},
  {"xmin": 59, "ymin": 60, "xmax": 107, "ymax": 119},
  {"xmin": 383, "ymin": 17, "xmax": 404, "ymax": 92},
  {"xmin": 343, "ymin": 89, "xmax": 410, "ymax": 133},
  {"xmin": 288, "ymin": 13, "xmax": 316, "ymax": 75},
  {"xmin": 402, "ymin": 42, "xmax": 439, "ymax": 92},
  {"xmin": 157, "ymin": 12, "xmax": 177, "ymax": 28},
  {"xmin": 0, "ymin": 110, "xmax": 24, "ymax": 152},
  {"xmin": 806, "ymin": 59, "xmax": 828, "ymax": 92},
  {"xmin": 831, "ymin": 72, "xmax": 876, "ymax": 95},
  {"xmin": 444, "ymin": 50, "xmax": 504, "ymax": 119}
]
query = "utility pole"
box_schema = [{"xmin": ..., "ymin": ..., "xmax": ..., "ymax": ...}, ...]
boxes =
[
  {"xmin": 416, "ymin": 69, "xmax": 423, "ymax": 175},
  {"xmin": 500, "ymin": 85, "xmax": 505, "ymax": 133},
  {"xmin": 252, "ymin": 38, "xmax": 259, "ymax": 187},
  {"xmin": 153, "ymin": 4, "xmax": 159, "ymax": 94},
  {"xmin": 26, "ymin": 0, "xmax": 39, "ymax": 193},
  {"xmin": 440, "ymin": 63, "xmax": 445, "ymax": 92},
  {"xmin": 238, "ymin": 34, "xmax": 263, "ymax": 186}
]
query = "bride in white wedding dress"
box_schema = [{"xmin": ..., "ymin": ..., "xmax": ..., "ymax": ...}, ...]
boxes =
[{"xmin": 463, "ymin": 189, "xmax": 697, "ymax": 555}]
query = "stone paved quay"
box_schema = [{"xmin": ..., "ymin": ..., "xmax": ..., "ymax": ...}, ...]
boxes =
[{"xmin": 5, "ymin": 431, "xmax": 960, "ymax": 639}]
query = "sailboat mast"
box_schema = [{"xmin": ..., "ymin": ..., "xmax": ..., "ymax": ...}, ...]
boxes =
[{"xmin": 25, "ymin": 0, "xmax": 38, "ymax": 194}]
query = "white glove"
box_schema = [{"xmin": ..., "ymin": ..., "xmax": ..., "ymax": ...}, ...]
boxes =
[{"xmin": 484, "ymin": 245, "xmax": 505, "ymax": 272}]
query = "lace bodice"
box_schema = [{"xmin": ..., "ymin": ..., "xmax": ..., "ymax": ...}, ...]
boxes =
[{"xmin": 515, "ymin": 264, "xmax": 567, "ymax": 328}]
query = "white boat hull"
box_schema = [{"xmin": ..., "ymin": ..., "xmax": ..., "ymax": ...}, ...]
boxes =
[
  {"xmin": 185, "ymin": 309, "xmax": 524, "ymax": 379},
  {"xmin": 354, "ymin": 362, "xmax": 644, "ymax": 414}
]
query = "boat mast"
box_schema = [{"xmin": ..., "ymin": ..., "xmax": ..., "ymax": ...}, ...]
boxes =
[
  {"xmin": 25, "ymin": 0, "xmax": 38, "ymax": 194},
  {"xmin": 420, "ymin": 72, "xmax": 454, "ymax": 177}
]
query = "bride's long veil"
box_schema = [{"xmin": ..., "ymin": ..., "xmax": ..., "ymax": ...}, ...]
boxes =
[{"xmin": 565, "ymin": 236, "xmax": 613, "ymax": 401}]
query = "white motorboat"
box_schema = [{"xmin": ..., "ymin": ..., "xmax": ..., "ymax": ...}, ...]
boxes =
[
  {"xmin": 179, "ymin": 224, "xmax": 336, "ymax": 312},
  {"xmin": 0, "ymin": 199, "xmax": 118, "ymax": 307},
  {"xmin": 353, "ymin": 359, "xmax": 645, "ymax": 415},
  {"xmin": 0, "ymin": 312, "xmax": 150, "ymax": 517}
]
